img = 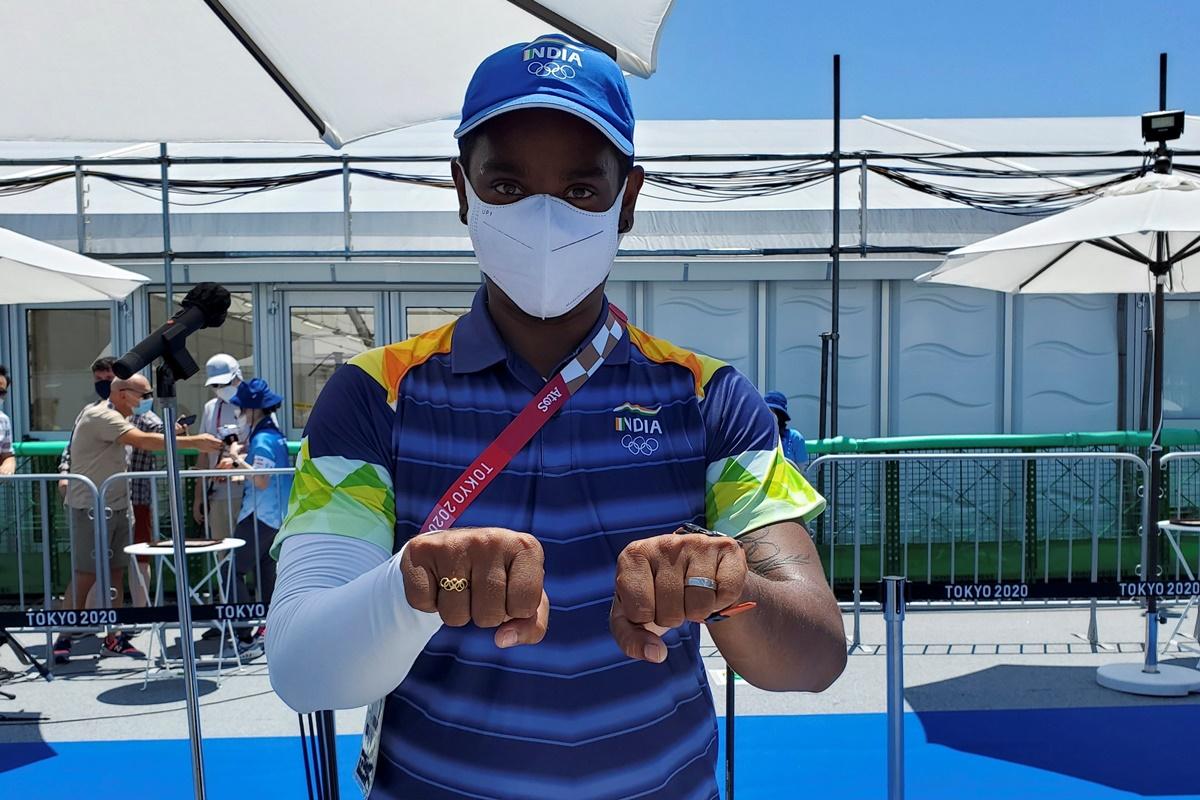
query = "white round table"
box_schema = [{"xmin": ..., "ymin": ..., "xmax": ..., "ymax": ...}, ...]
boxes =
[{"xmin": 124, "ymin": 537, "xmax": 246, "ymax": 684}]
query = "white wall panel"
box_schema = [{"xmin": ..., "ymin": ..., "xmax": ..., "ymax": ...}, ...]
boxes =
[
  {"xmin": 890, "ymin": 283, "xmax": 1004, "ymax": 435},
  {"xmin": 1013, "ymin": 294, "xmax": 1117, "ymax": 433},
  {"xmin": 769, "ymin": 281, "xmax": 880, "ymax": 439},
  {"xmin": 645, "ymin": 282, "xmax": 756, "ymax": 382}
]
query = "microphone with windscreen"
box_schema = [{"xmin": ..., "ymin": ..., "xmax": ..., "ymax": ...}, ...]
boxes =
[{"xmin": 114, "ymin": 283, "xmax": 231, "ymax": 381}]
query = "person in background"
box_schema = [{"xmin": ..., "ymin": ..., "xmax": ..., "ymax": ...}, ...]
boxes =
[
  {"xmin": 57, "ymin": 357, "xmax": 117, "ymax": 489},
  {"xmin": 764, "ymin": 391, "xmax": 809, "ymax": 471},
  {"xmin": 194, "ymin": 354, "xmax": 244, "ymax": 540},
  {"xmin": 0, "ymin": 365, "xmax": 15, "ymax": 476},
  {"xmin": 53, "ymin": 374, "xmax": 221, "ymax": 664},
  {"xmin": 222, "ymin": 377, "xmax": 291, "ymax": 654}
]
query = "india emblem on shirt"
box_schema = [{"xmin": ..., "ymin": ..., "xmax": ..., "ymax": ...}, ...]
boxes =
[{"xmin": 612, "ymin": 402, "xmax": 663, "ymax": 434}]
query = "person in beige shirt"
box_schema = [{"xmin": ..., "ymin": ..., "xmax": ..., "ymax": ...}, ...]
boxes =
[{"xmin": 54, "ymin": 373, "xmax": 221, "ymax": 663}]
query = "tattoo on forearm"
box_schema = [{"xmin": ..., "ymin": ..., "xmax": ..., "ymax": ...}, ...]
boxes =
[{"xmin": 739, "ymin": 528, "xmax": 809, "ymax": 580}]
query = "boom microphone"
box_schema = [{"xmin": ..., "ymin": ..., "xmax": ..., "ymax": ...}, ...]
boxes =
[{"xmin": 113, "ymin": 283, "xmax": 231, "ymax": 379}]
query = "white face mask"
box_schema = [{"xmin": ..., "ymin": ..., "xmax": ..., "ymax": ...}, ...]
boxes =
[
  {"xmin": 215, "ymin": 384, "xmax": 237, "ymax": 402},
  {"xmin": 465, "ymin": 177, "xmax": 625, "ymax": 319}
]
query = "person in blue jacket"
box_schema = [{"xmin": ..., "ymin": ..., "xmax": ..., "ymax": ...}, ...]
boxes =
[
  {"xmin": 224, "ymin": 377, "xmax": 292, "ymax": 652},
  {"xmin": 765, "ymin": 390, "xmax": 809, "ymax": 470}
]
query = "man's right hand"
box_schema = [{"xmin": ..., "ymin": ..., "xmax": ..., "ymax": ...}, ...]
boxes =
[
  {"xmin": 186, "ymin": 434, "xmax": 223, "ymax": 453},
  {"xmin": 401, "ymin": 527, "xmax": 548, "ymax": 649}
]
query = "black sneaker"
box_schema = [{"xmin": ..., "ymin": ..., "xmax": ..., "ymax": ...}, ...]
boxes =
[
  {"xmin": 52, "ymin": 636, "xmax": 72, "ymax": 664},
  {"xmin": 201, "ymin": 627, "xmax": 223, "ymax": 641},
  {"xmin": 101, "ymin": 632, "xmax": 146, "ymax": 660}
]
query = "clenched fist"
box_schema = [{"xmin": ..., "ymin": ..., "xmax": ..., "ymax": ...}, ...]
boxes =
[
  {"xmin": 401, "ymin": 527, "xmax": 549, "ymax": 649},
  {"xmin": 611, "ymin": 530, "xmax": 748, "ymax": 663}
]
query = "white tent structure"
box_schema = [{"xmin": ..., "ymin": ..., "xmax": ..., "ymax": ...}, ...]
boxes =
[
  {"xmin": 0, "ymin": 0, "xmax": 676, "ymax": 148},
  {"xmin": 0, "ymin": 225, "xmax": 148, "ymax": 303}
]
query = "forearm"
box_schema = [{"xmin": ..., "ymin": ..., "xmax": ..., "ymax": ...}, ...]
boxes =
[
  {"xmin": 708, "ymin": 523, "xmax": 846, "ymax": 692},
  {"xmin": 0, "ymin": 454, "xmax": 15, "ymax": 475},
  {"xmin": 708, "ymin": 571, "xmax": 845, "ymax": 691},
  {"xmin": 266, "ymin": 533, "xmax": 442, "ymax": 712}
]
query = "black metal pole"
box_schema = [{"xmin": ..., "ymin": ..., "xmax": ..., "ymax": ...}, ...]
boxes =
[
  {"xmin": 830, "ymin": 54, "xmax": 842, "ymax": 438},
  {"xmin": 818, "ymin": 332, "xmax": 831, "ymax": 440},
  {"xmin": 1159, "ymin": 52, "xmax": 1168, "ymax": 111},
  {"xmin": 725, "ymin": 666, "xmax": 735, "ymax": 800},
  {"xmin": 1116, "ymin": 295, "xmax": 1127, "ymax": 429},
  {"xmin": 1144, "ymin": 265, "xmax": 1166, "ymax": 673}
]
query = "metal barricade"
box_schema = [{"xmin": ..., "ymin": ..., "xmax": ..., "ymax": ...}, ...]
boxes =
[
  {"xmin": 1164, "ymin": 450, "xmax": 1200, "ymax": 576},
  {"xmin": 806, "ymin": 452, "xmax": 1150, "ymax": 649},
  {"xmin": 1160, "ymin": 451, "xmax": 1200, "ymax": 649},
  {"xmin": 94, "ymin": 466, "xmax": 296, "ymax": 619},
  {"xmin": 0, "ymin": 473, "xmax": 104, "ymax": 675}
]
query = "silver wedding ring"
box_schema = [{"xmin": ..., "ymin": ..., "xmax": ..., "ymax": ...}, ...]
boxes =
[{"xmin": 685, "ymin": 576, "xmax": 718, "ymax": 591}]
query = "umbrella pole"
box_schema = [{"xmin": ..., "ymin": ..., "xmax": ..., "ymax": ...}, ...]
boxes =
[{"xmin": 1142, "ymin": 271, "xmax": 1166, "ymax": 672}]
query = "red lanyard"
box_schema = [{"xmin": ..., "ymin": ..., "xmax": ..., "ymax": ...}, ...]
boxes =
[{"xmin": 420, "ymin": 305, "xmax": 626, "ymax": 533}]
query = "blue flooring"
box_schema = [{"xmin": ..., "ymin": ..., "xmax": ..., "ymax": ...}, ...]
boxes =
[{"xmin": 3, "ymin": 706, "xmax": 1198, "ymax": 798}]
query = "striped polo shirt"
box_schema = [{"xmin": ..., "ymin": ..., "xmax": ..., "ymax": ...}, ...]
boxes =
[{"xmin": 275, "ymin": 288, "xmax": 824, "ymax": 800}]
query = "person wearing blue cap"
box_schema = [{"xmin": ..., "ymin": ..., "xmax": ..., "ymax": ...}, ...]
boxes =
[
  {"xmin": 267, "ymin": 34, "xmax": 845, "ymax": 800},
  {"xmin": 764, "ymin": 391, "xmax": 810, "ymax": 471},
  {"xmin": 223, "ymin": 377, "xmax": 291, "ymax": 654}
]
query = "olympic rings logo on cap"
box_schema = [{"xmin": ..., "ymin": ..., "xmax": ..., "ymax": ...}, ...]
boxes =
[
  {"xmin": 527, "ymin": 61, "xmax": 577, "ymax": 80},
  {"xmin": 621, "ymin": 435, "xmax": 659, "ymax": 457}
]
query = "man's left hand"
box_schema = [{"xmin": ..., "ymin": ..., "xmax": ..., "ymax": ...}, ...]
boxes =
[{"xmin": 609, "ymin": 531, "xmax": 747, "ymax": 664}]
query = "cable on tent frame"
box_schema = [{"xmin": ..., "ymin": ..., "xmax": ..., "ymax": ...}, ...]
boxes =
[{"xmin": 0, "ymin": 150, "xmax": 1195, "ymax": 215}]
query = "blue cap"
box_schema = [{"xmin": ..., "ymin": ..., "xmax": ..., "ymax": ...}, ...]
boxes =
[
  {"xmin": 455, "ymin": 34, "xmax": 635, "ymax": 156},
  {"xmin": 230, "ymin": 377, "xmax": 283, "ymax": 411},
  {"xmin": 763, "ymin": 391, "xmax": 790, "ymax": 421}
]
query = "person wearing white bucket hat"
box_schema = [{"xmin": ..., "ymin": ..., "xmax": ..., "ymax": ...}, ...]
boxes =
[{"xmin": 193, "ymin": 353, "xmax": 244, "ymax": 540}]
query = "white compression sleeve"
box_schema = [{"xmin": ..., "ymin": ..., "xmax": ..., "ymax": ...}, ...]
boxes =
[{"xmin": 266, "ymin": 533, "xmax": 443, "ymax": 713}]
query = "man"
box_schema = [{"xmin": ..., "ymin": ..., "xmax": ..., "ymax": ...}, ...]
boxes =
[
  {"xmin": 267, "ymin": 35, "xmax": 846, "ymax": 799},
  {"xmin": 0, "ymin": 365, "xmax": 15, "ymax": 476},
  {"xmin": 193, "ymin": 354, "xmax": 244, "ymax": 539},
  {"xmin": 57, "ymin": 357, "xmax": 117, "ymax": 488},
  {"xmin": 53, "ymin": 374, "xmax": 221, "ymax": 664},
  {"xmin": 764, "ymin": 391, "xmax": 810, "ymax": 471}
]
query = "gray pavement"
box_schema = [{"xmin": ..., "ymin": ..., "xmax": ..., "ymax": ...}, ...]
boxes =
[{"xmin": 2, "ymin": 603, "xmax": 1198, "ymax": 748}]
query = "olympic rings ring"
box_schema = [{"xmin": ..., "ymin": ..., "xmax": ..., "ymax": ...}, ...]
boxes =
[
  {"xmin": 439, "ymin": 576, "xmax": 469, "ymax": 593},
  {"xmin": 527, "ymin": 61, "xmax": 577, "ymax": 80},
  {"xmin": 621, "ymin": 435, "xmax": 660, "ymax": 457}
]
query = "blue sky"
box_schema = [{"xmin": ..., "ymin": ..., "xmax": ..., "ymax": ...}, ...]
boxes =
[{"xmin": 627, "ymin": 0, "xmax": 1199, "ymax": 120}]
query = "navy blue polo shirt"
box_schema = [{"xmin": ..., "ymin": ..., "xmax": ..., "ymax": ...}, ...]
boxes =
[{"xmin": 275, "ymin": 288, "xmax": 824, "ymax": 800}]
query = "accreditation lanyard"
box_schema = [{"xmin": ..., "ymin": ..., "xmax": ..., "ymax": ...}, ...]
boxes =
[
  {"xmin": 419, "ymin": 304, "xmax": 627, "ymax": 534},
  {"xmin": 357, "ymin": 304, "xmax": 628, "ymax": 799}
]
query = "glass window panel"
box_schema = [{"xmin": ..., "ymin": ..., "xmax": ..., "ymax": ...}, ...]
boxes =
[
  {"xmin": 406, "ymin": 307, "xmax": 469, "ymax": 337},
  {"xmin": 150, "ymin": 291, "xmax": 255, "ymax": 420},
  {"xmin": 290, "ymin": 306, "xmax": 375, "ymax": 429},
  {"xmin": 1165, "ymin": 299, "xmax": 1200, "ymax": 419},
  {"xmin": 27, "ymin": 308, "xmax": 113, "ymax": 431}
]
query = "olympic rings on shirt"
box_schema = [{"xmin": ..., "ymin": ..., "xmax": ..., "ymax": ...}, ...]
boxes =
[{"xmin": 621, "ymin": 435, "xmax": 660, "ymax": 457}]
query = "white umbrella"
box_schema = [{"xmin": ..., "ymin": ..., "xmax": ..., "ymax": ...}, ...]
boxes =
[
  {"xmin": 918, "ymin": 173, "xmax": 1200, "ymax": 294},
  {"xmin": 0, "ymin": 0, "xmax": 676, "ymax": 148},
  {"xmin": 0, "ymin": 225, "xmax": 148, "ymax": 303},
  {"xmin": 918, "ymin": 170, "xmax": 1200, "ymax": 697}
]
